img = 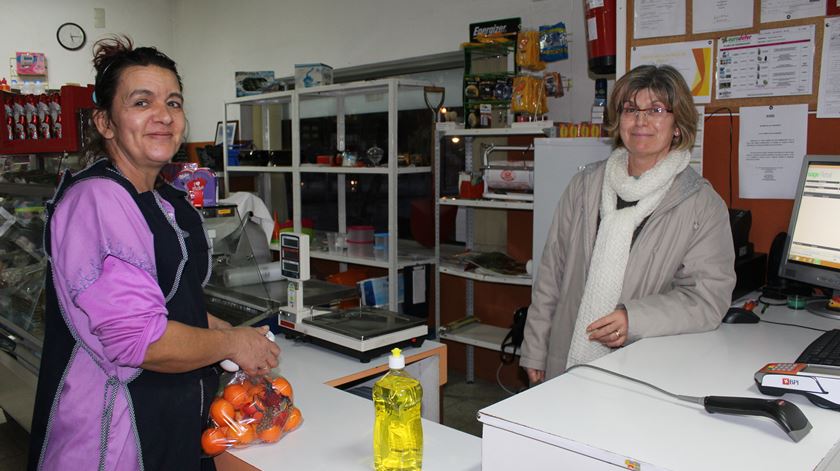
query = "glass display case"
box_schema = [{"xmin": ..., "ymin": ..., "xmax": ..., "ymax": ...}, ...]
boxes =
[
  {"xmin": 0, "ymin": 179, "xmax": 51, "ymax": 431},
  {"xmin": 0, "ymin": 183, "xmax": 47, "ymax": 373}
]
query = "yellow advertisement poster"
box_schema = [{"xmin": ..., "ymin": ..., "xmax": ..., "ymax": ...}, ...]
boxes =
[{"xmin": 629, "ymin": 40, "xmax": 714, "ymax": 104}]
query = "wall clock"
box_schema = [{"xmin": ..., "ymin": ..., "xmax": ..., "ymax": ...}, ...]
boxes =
[{"xmin": 57, "ymin": 22, "xmax": 87, "ymax": 51}]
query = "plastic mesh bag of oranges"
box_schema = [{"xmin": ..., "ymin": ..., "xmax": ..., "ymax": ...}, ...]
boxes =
[{"xmin": 201, "ymin": 371, "xmax": 303, "ymax": 456}]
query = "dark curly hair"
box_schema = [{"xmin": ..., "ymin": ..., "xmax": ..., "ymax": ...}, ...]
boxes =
[{"xmin": 83, "ymin": 35, "xmax": 183, "ymax": 164}]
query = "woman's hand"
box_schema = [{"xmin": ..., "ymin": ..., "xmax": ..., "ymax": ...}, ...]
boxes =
[
  {"xmin": 225, "ymin": 325, "xmax": 281, "ymax": 376},
  {"xmin": 525, "ymin": 367, "xmax": 545, "ymax": 385},
  {"xmin": 207, "ymin": 312, "xmax": 232, "ymax": 329},
  {"xmin": 586, "ymin": 308, "xmax": 629, "ymax": 348}
]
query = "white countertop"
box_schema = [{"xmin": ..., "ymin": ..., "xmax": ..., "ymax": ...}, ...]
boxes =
[
  {"xmin": 224, "ymin": 335, "xmax": 481, "ymax": 470},
  {"xmin": 479, "ymin": 304, "xmax": 840, "ymax": 471}
]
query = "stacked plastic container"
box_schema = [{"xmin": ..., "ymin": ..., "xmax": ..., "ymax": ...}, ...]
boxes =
[{"xmin": 347, "ymin": 225, "xmax": 374, "ymax": 257}]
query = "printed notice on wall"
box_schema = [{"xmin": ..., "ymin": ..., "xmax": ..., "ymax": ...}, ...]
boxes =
[
  {"xmin": 739, "ymin": 105, "xmax": 808, "ymax": 199},
  {"xmin": 716, "ymin": 25, "xmax": 815, "ymax": 100},
  {"xmin": 634, "ymin": 0, "xmax": 685, "ymax": 39},
  {"xmin": 818, "ymin": 17, "xmax": 840, "ymax": 118},
  {"xmin": 761, "ymin": 0, "xmax": 826, "ymax": 23},
  {"xmin": 693, "ymin": 0, "xmax": 753, "ymax": 34}
]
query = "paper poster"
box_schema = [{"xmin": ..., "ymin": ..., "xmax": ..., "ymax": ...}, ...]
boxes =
[
  {"xmin": 630, "ymin": 40, "xmax": 714, "ymax": 104},
  {"xmin": 738, "ymin": 105, "xmax": 808, "ymax": 199},
  {"xmin": 818, "ymin": 17, "xmax": 840, "ymax": 118},
  {"xmin": 716, "ymin": 25, "xmax": 815, "ymax": 100},
  {"xmin": 761, "ymin": 0, "xmax": 826, "ymax": 23},
  {"xmin": 693, "ymin": 0, "xmax": 753, "ymax": 34},
  {"xmin": 634, "ymin": 0, "xmax": 686, "ymax": 39}
]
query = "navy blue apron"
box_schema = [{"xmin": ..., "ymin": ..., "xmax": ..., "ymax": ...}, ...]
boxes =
[{"xmin": 29, "ymin": 159, "xmax": 219, "ymax": 470}]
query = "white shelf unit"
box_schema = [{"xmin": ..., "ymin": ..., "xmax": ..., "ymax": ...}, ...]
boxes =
[
  {"xmin": 222, "ymin": 79, "xmax": 437, "ymax": 311},
  {"xmin": 434, "ymin": 126, "xmax": 554, "ymax": 381},
  {"xmin": 439, "ymin": 263, "xmax": 532, "ymax": 286},
  {"xmin": 439, "ymin": 322, "xmax": 509, "ymax": 352},
  {"xmin": 439, "ymin": 196, "xmax": 533, "ymax": 210}
]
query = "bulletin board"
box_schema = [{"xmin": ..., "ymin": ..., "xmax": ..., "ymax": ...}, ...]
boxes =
[{"xmin": 625, "ymin": 0, "xmax": 840, "ymax": 253}]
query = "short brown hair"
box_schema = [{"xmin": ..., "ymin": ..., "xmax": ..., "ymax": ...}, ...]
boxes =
[{"xmin": 605, "ymin": 64, "xmax": 698, "ymax": 151}]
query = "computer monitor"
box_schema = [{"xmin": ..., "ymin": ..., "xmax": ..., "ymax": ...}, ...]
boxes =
[{"xmin": 779, "ymin": 155, "xmax": 840, "ymax": 319}]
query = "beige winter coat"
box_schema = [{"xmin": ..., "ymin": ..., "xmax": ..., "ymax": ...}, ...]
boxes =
[{"xmin": 520, "ymin": 159, "xmax": 736, "ymax": 380}]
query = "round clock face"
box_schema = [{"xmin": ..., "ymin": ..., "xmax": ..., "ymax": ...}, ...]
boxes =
[{"xmin": 57, "ymin": 22, "xmax": 86, "ymax": 51}]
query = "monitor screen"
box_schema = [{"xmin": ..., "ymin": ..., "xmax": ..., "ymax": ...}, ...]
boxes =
[{"xmin": 780, "ymin": 155, "xmax": 840, "ymax": 318}]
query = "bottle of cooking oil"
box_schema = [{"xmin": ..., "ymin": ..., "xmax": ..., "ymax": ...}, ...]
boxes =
[{"xmin": 373, "ymin": 348, "xmax": 423, "ymax": 471}]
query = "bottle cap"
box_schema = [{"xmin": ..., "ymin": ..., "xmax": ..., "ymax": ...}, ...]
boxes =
[{"xmin": 388, "ymin": 347, "xmax": 405, "ymax": 369}]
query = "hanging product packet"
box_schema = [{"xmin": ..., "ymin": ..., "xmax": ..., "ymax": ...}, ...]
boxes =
[
  {"xmin": 516, "ymin": 31, "xmax": 546, "ymax": 71},
  {"xmin": 540, "ymin": 22, "xmax": 569, "ymax": 62},
  {"xmin": 201, "ymin": 371, "xmax": 303, "ymax": 456},
  {"xmin": 511, "ymin": 76, "xmax": 548, "ymax": 116}
]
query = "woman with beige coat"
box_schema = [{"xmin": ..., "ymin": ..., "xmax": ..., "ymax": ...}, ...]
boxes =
[{"xmin": 520, "ymin": 65, "xmax": 736, "ymax": 383}]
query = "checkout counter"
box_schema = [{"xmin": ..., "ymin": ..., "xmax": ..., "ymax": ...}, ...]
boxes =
[
  {"xmin": 203, "ymin": 206, "xmax": 481, "ymax": 469},
  {"xmin": 478, "ymin": 300, "xmax": 840, "ymax": 470}
]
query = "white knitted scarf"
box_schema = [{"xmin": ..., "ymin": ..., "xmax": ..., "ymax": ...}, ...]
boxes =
[{"xmin": 566, "ymin": 147, "xmax": 690, "ymax": 367}]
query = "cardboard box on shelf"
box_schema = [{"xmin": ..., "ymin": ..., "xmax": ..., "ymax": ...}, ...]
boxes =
[{"xmin": 294, "ymin": 63, "xmax": 333, "ymax": 89}]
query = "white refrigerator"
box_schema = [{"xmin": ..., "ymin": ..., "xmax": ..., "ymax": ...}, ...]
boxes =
[{"xmin": 532, "ymin": 138, "xmax": 613, "ymax": 282}]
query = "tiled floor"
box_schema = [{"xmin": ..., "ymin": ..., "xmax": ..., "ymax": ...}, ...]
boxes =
[
  {"xmin": 0, "ymin": 411, "xmax": 28, "ymax": 471},
  {"xmin": 440, "ymin": 369, "xmax": 516, "ymax": 437},
  {"xmin": 0, "ymin": 370, "xmax": 514, "ymax": 469}
]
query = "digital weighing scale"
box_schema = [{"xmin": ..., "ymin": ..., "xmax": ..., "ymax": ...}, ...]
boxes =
[{"xmin": 276, "ymin": 233, "xmax": 428, "ymax": 362}]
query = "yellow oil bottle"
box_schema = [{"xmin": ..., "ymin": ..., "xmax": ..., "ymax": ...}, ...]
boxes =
[{"xmin": 373, "ymin": 348, "xmax": 423, "ymax": 471}]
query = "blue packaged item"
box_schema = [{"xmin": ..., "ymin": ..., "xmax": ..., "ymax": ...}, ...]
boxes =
[{"xmin": 540, "ymin": 22, "xmax": 568, "ymax": 62}]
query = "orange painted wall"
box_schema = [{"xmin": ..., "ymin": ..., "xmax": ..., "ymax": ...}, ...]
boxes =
[{"xmin": 703, "ymin": 114, "xmax": 840, "ymax": 253}]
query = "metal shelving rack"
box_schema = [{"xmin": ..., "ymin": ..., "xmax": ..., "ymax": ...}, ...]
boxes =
[
  {"xmin": 433, "ymin": 123, "xmax": 555, "ymax": 381},
  {"xmin": 222, "ymin": 79, "xmax": 437, "ymax": 311}
]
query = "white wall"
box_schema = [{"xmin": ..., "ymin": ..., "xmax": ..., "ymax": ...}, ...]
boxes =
[
  {"xmin": 3, "ymin": 1, "xmax": 605, "ymax": 143},
  {"xmin": 0, "ymin": 0, "xmax": 174, "ymax": 90},
  {"xmin": 172, "ymin": 0, "xmax": 603, "ymax": 142}
]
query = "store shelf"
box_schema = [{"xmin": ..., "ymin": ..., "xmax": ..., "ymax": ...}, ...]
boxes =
[
  {"xmin": 439, "ymin": 125, "xmax": 554, "ymax": 137},
  {"xmin": 226, "ymin": 166, "xmax": 293, "ymax": 173},
  {"xmin": 299, "ymin": 165, "xmax": 431, "ymax": 175},
  {"xmin": 439, "ymin": 322, "xmax": 508, "ymax": 352},
  {"xmin": 439, "ymin": 262, "xmax": 532, "ymax": 286},
  {"xmin": 0, "ymin": 183, "xmax": 55, "ymax": 198},
  {"xmin": 271, "ymin": 237, "xmax": 436, "ymax": 269},
  {"xmin": 440, "ymin": 197, "xmax": 533, "ymax": 210},
  {"xmin": 295, "ymin": 78, "xmax": 433, "ymax": 97},
  {"xmin": 225, "ymin": 89, "xmax": 293, "ymax": 105},
  {"xmin": 1, "ymin": 85, "xmax": 94, "ymax": 155}
]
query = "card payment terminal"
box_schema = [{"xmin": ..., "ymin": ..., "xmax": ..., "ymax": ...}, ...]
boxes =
[{"xmin": 755, "ymin": 363, "xmax": 840, "ymax": 410}]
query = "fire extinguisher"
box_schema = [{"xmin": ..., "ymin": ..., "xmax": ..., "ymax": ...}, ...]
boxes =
[{"xmin": 583, "ymin": 0, "xmax": 616, "ymax": 75}]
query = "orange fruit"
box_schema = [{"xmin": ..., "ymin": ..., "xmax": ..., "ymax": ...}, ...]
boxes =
[
  {"xmin": 226, "ymin": 423, "xmax": 257, "ymax": 448},
  {"xmin": 248, "ymin": 384, "xmax": 266, "ymax": 400},
  {"xmin": 271, "ymin": 377, "xmax": 294, "ymax": 400},
  {"xmin": 201, "ymin": 427, "xmax": 229, "ymax": 456},
  {"xmin": 209, "ymin": 398, "xmax": 236, "ymax": 428},
  {"xmin": 223, "ymin": 384, "xmax": 251, "ymax": 410},
  {"xmin": 258, "ymin": 424, "xmax": 283, "ymax": 443},
  {"xmin": 283, "ymin": 406, "xmax": 302, "ymax": 432}
]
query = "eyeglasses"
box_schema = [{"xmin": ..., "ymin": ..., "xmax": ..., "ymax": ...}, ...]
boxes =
[{"xmin": 620, "ymin": 106, "xmax": 673, "ymax": 120}]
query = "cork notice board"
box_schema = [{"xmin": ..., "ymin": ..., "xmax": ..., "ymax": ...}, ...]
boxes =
[{"xmin": 626, "ymin": 0, "xmax": 840, "ymax": 253}]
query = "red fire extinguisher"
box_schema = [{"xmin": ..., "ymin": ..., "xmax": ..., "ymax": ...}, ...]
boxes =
[{"xmin": 583, "ymin": 0, "xmax": 616, "ymax": 75}]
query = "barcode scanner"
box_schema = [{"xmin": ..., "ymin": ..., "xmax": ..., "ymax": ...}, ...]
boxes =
[
  {"xmin": 703, "ymin": 396, "xmax": 812, "ymax": 442},
  {"xmin": 566, "ymin": 364, "xmax": 813, "ymax": 442}
]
